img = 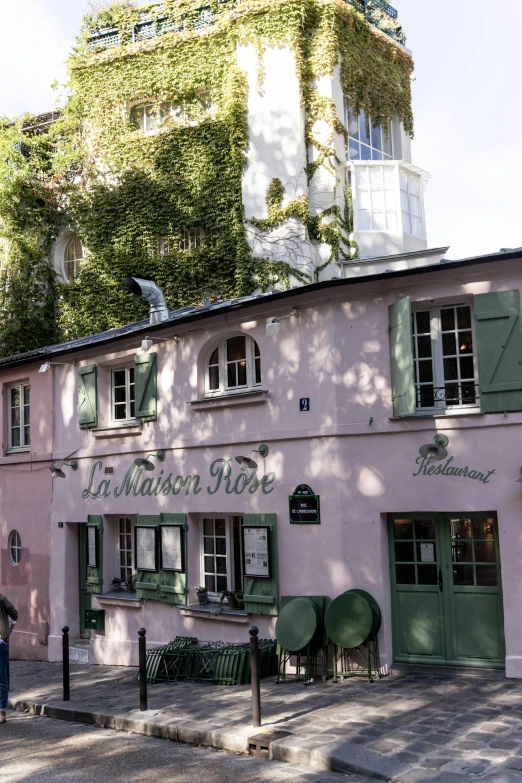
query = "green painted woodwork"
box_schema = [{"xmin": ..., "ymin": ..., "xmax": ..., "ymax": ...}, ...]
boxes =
[
  {"xmin": 388, "ymin": 513, "xmax": 505, "ymax": 668},
  {"xmin": 389, "ymin": 296, "xmax": 416, "ymax": 417},
  {"xmin": 86, "ymin": 515, "xmax": 103, "ymax": 594},
  {"xmin": 135, "ymin": 514, "xmax": 161, "ymax": 600},
  {"xmin": 134, "ymin": 353, "xmax": 157, "ymax": 422},
  {"xmin": 242, "ymin": 514, "xmax": 278, "ymax": 616},
  {"xmin": 275, "ymin": 597, "xmax": 318, "ymax": 653},
  {"xmin": 325, "ymin": 592, "xmax": 373, "ymax": 649},
  {"xmin": 158, "ymin": 513, "xmax": 187, "ymax": 606},
  {"xmin": 78, "ymin": 365, "xmax": 98, "ymax": 429},
  {"xmin": 78, "ymin": 523, "xmax": 92, "ymax": 639},
  {"xmin": 474, "ymin": 290, "xmax": 522, "ymax": 413},
  {"xmin": 347, "ymin": 589, "xmax": 382, "ymax": 640}
]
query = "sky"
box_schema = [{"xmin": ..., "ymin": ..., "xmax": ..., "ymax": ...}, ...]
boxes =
[{"xmin": 1, "ymin": 0, "xmax": 521, "ymax": 260}]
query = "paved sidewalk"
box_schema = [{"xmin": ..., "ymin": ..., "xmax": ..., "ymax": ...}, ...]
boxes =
[{"xmin": 8, "ymin": 661, "xmax": 522, "ymax": 782}]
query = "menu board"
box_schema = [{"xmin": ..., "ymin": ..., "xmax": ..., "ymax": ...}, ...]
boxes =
[
  {"xmin": 135, "ymin": 526, "xmax": 157, "ymax": 572},
  {"xmin": 242, "ymin": 526, "xmax": 271, "ymax": 578},
  {"xmin": 87, "ymin": 525, "xmax": 97, "ymax": 568},
  {"xmin": 160, "ymin": 525, "xmax": 183, "ymax": 572}
]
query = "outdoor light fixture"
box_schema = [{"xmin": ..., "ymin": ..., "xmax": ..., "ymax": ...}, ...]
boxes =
[
  {"xmin": 49, "ymin": 460, "xmax": 78, "ymax": 479},
  {"xmin": 419, "ymin": 434, "xmax": 449, "ymax": 463},
  {"xmin": 39, "ymin": 362, "xmax": 71, "ymax": 373},
  {"xmin": 134, "ymin": 450, "xmax": 165, "ymax": 471},
  {"xmin": 235, "ymin": 444, "xmax": 269, "ymax": 471},
  {"xmin": 141, "ymin": 336, "xmax": 174, "ymax": 352},
  {"xmin": 266, "ymin": 309, "xmax": 298, "ymax": 337}
]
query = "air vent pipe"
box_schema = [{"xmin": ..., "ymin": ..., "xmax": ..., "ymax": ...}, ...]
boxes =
[{"xmin": 125, "ymin": 277, "xmax": 169, "ymax": 325}]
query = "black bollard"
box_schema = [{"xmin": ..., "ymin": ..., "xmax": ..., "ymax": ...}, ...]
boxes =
[
  {"xmin": 249, "ymin": 626, "xmax": 261, "ymax": 728},
  {"xmin": 138, "ymin": 628, "xmax": 147, "ymax": 711},
  {"xmin": 62, "ymin": 626, "xmax": 70, "ymax": 702}
]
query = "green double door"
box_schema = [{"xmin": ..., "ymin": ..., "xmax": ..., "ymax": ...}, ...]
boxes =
[{"xmin": 389, "ymin": 513, "xmax": 505, "ymax": 668}]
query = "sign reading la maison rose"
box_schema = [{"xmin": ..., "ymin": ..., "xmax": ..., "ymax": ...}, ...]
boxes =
[
  {"xmin": 82, "ymin": 458, "xmax": 276, "ymax": 500},
  {"xmin": 413, "ymin": 456, "xmax": 496, "ymax": 484}
]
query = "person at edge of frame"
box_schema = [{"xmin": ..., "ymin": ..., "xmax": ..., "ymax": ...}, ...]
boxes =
[{"xmin": 0, "ymin": 592, "xmax": 18, "ymax": 724}]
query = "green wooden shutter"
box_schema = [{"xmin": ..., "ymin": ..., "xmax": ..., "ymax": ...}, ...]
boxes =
[
  {"xmin": 474, "ymin": 290, "xmax": 522, "ymax": 413},
  {"xmin": 242, "ymin": 514, "xmax": 278, "ymax": 616},
  {"xmin": 134, "ymin": 353, "xmax": 157, "ymax": 422},
  {"xmin": 135, "ymin": 515, "xmax": 161, "ymax": 600},
  {"xmin": 86, "ymin": 515, "xmax": 103, "ymax": 594},
  {"xmin": 158, "ymin": 513, "xmax": 188, "ymax": 606},
  {"xmin": 78, "ymin": 365, "xmax": 98, "ymax": 429},
  {"xmin": 389, "ymin": 296, "xmax": 416, "ymax": 417}
]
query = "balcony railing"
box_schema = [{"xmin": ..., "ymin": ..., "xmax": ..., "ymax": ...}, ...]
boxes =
[
  {"xmin": 417, "ymin": 384, "xmax": 480, "ymax": 410},
  {"xmin": 87, "ymin": 0, "xmax": 402, "ymax": 52}
]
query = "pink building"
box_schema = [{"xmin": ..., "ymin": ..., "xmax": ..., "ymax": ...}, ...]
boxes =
[{"xmin": 3, "ymin": 248, "xmax": 522, "ymax": 676}]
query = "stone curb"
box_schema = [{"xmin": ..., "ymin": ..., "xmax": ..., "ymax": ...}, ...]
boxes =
[{"xmin": 8, "ymin": 696, "xmax": 417, "ymax": 781}]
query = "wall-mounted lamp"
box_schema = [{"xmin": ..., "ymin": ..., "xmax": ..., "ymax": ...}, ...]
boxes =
[
  {"xmin": 134, "ymin": 450, "xmax": 165, "ymax": 471},
  {"xmin": 419, "ymin": 434, "xmax": 449, "ymax": 463},
  {"xmin": 266, "ymin": 309, "xmax": 298, "ymax": 337},
  {"xmin": 49, "ymin": 460, "xmax": 78, "ymax": 479},
  {"xmin": 235, "ymin": 444, "xmax": 269, "ymax": 471},
  {"xmin": 141, "ymin": 336, "xmax": 174, "ymax": 352},
  {"xmin": 39, "ymin": 362, "xmax": 72, "ymax": 373}
]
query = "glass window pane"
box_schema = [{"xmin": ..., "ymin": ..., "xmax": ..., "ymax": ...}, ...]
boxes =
[
  {"xmin": 227, "ymin": 336, "xmax": 246, "ymax": 362},
  {"xmin": 415, "ymin": 519, "xmax": 436, "ymax": 539},
  {"xmin": 215, "ymin": 519, "xmax": 226, "ymax": 536},
  {"xmin": 395, "ymin": 542, "xmax": 414, "ymax": 562},
  {"xmin": 460, "ymin": 356, "xmax": 474, "ymax": 379},
  {"xmin": 395, "ymin": 564, "xmax": 415, "ymax": 584},
  {"xmin": 394, "ymin": 519, "xmax": 413, "ymax": 539},
  {"xmin": 360, "ymin": 144, "xmax": 372, "ymax": 161},
  {"xmin": 453, "ymin": 565, "xmax": 474, "ymax": 586},
  {"xmin": 371, "ymin": 149, "xmax": 383, "ymax": 161},
  {"xmin": 114, "ymin": 370, "xmax": 125, "ymax": 386},
  {"xmin": 348, "ymin": 140, "xmax": 360, "ymax": 160},
  {"xmin": 474, "ymin": 541, "xmax": 496, "ymax": 563},
  {"xmin": 473, "ymin": 518, "xmax": 495, "ymax": 540},
  {"xmin": 418, "ymin": 361, "xmax": 433, "ymax": 383},
  {"xmin": 415, "ymin": 311, "xmax": 431, "ymax": 334},
  {"xmin": 452, "ymin": 542, "xmax": 473, "ymax": 562},
  {"xmin": 417, "ymin": 335, "xmax": 432, "ymax": 359},
  {"xmin": 451, "ymin": 518, "xmax": 472, "ymax": 539},
  {"xmin": 458, "ymin": 332, "xmax": 473, "ymax": 354},
  {"xmin": 216, "ymin": 557, "xmax": 227, "ymax": 575},
  {"xmin": 369, "ymin": 167, "xmax": 383, "ymax": 188},
  {"xmin": 114, "ymin": 387, "xmax": 126, "ymax": 403},
  {"xmin": 371, "ymin": 123, "xmax": 382, "ymax": 151},
  {"xmin": 216, "ymin": 538, "xmax": 227, "ymax": 555},
  {"xmin": 441, "ymin": 309, "xmax": 455, "ymax": 332},
  {"xmin": 204, "ymin": 555, "xmax": 214, "ymax": 573},
  {"xmin": 457, "ymin": 307, "xmax": 472, "ymax": 330},
  {"xmin": 10, "ymin": 388, "xmax": 20, "ymax": 407},
  {"xmin": 23, "ymin": 385, "xmax": 30, "ymax": 405},
  {"xmin": 24, "ymin": 426, "xmax": 30, "ymax": 446},
  {"xmin": 203, "ymin": 519, "xmax": 214, "ymax": 536},
  {"xmin": 445, "ymin": 384, "xmax": 459, "ymax": 404},
  {"xmin": 385, "ymin": 210, "xmax": 397, "ymax": 230},
  {"xmin": 372, "ymin": 211, "xmax": 385, "ymax": 231},
  {"xmin": 461, "ymin": 382, "xmax": 477, "ymax": 405},
  {"xmin": 383, "ymin": 127, "xmax": 393, "ymax": 157},
  {"xmin": 443, "ymin": 358, "xmax": 458, "ymax": 381},
  {"xmin": 255, "ymin": 357, "xmax": 261, "ymax": 385},
  {"xmin": 417, "ymin": 565, "xmax": 438, "ymax": 585},
  {"xmin": 203, "ymin": 537, "xmax": 214, "ymax": 554},
  {"xmin": 205, "ymin": 574, "xmax": 215, "ymax": 592},
  {"xmin": 114, "ymin": 405, "xmax": 126, "ymax": 420},
  {"xmin": 216, "ymin": 576, "xmax": 228, "ymax": 593},
  {"xmin": 209, "ymin": 365, "xmax": 219, "ymax": 390},
  {"xmin": 237, "ymin": 360, "xmax": 247, "ymax": 386},
  {"xmin": 442, "ymin": 333, "xmax": 456, "ymax": 356},
  {"xmin": 358, "ymin": 210, "xmax": 371, "ymax": 230},
  {"xmin": 419, "ymin": 387, "xmax": 435, "ymax": 407},
  {"xmin": 372, "ymin": 190, "xmax": 384, "ymax": 210},
  {"xmin": 24, "ymin": 404, "xmax": 30, "ymax": 425},
  {"xmin": 347, "ymin": 107, "xmax": 359, "ymax": 139},
  {"xmin": 120, "ymin": 535, "xmax": 125, "ymax": 549},
  {"xmin": 476, "ymin": 565, "xmax": 498, "ymax": 587},
  {"xmin": 209, "ymin": 348, "xmax": 219, "ymax": 365},
  {"xmin": 359, "ymin": 110, "xmax": 370, "ymax": 146},
  {"xmin": 11, "ymin": 428, "xmax": 20, "ymax": 447},
  {"xmin": 227, "ymin": 364, "xmax": 237, "ymax": 388}
]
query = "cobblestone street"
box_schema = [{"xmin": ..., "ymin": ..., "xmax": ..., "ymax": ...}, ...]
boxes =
[{"xmin": 8, "ymin": 661, "xmax": 522, "ymax": 781}]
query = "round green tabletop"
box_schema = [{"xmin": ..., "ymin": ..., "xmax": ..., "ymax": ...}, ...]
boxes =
[
  {"xmin": 325, "ymin": 592, "xmax": 373, "ymax": 649},
  {"xmin": 346, "ymin": 589, "xmax": 382, "ymax": 640},
  {"xmin": 275, "ymin": 597, "xmax": 319, "ymax": 653}
]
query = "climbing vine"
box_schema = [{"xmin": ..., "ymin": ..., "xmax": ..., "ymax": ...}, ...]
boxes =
[{"xmin": 0, "ymin": 0, "xmax": 413, "ymax": 351}]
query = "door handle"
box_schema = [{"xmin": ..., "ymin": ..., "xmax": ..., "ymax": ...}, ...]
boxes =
[{"xmin": 438, "ymin": 568, "xmax": 443, "ymax": 592}]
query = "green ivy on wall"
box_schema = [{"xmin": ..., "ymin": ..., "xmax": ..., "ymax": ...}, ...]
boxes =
[{"xmin": 0, "ymin": 0, "xmax": 413, "ymax": 352}]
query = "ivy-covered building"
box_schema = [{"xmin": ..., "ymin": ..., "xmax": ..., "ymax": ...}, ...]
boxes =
[{"xmin": 0, "ymin": 0, "xmax": 432, "ymax": 359}]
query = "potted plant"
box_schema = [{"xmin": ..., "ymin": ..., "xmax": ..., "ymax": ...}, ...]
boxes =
[
  {"xmin": 111, "ymin": 577, "xmax": 122, "ymax": 592},
  {"xmin": 195, "ymin": 586, "xmax": 208, "ymax": 604},
  {"xmin": 125, "ymin": 573, "xmax": 136, "ymax": 593},
  {"xmin": 234, "ymin": 589, "xmax": 245, "ymax": 611}
]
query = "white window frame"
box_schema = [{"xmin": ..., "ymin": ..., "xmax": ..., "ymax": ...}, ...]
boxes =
[
  {"xmin": 200, "ymin": 516, "xmax": 235, "ymax": 600},
  {"xmin": 110, "ymin": 366, "xmax": 136, "ymax": 424},
  {"xmin": 7, "ymin": 381, "xmax": 30, "ymax": 452},
  {"xmin": 117, "ymin": 516, "xmax": 135, "ymax": 582},
  {"xmin": 412, "ymin": 301, "xmax": 480, "ymax": 415},
  {"xmin": 346, "ymin": 161, "xmax": 427, "ymax": 240},
  {"xmin": 129, "ymin": 92, "xmax": 215, "ymax": 135},
  {"xmin": 205, "ymin": 335, "xmax": 261, "ymax": 397},
  {"xmin": 344, "ymin": 99, "xmax": 395, "ymax": 161},
  {"xmin": 9, "ymin": 530, "xmax": 21, "ymax": 566},
  {"xmin": 62, "ymin": 234, "xmax": 84, "ymax": 283}
]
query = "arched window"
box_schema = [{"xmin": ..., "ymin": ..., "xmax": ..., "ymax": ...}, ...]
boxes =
[
  {"xmin": 206, "ymin": 336, "xmax": 261, "ymax": 395},
  {"xmin": 9, "ymin": 530, "xmax": 21, "ymax": 566},
  {"xmin": 63, "ymin": 235, "xmax": 84, "ymax": 282}
]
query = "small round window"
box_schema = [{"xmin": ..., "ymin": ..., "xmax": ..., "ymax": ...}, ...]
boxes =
[
  {"xmin": 63, "ymin": 235, "xmax": 84, "ymax": 283},
  {"xmin": 9, "ymin": 530, "xmax": 21, "ymax": 566}
]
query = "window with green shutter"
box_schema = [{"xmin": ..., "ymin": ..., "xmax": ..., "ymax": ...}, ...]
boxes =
[
  {"xmin": 474, "ymin": 289, "xmax": 522, "ymax": 413},
  {"xmin": 241, "ymin": 514, "xmax": 278, "ymax": 616},
  {"xmin": 135, "ymin": 515, "xmax": 161, "ymax": 600},
  {"xmin": 134, "ymin": 353, "xmax": 157, "ymax": 421},
  {"xmin": 389, "ymin": 296, "xmax": 416, "ymax": 417},
  {"xmin": 159, "ymin": 513, "xmax": 188, "ymax": 606},
  {"xmin": 85, "ymin": 514, "xmax": 103, "ymax": 594},
  {"xmin": 78, "ymin": 365, "xmax": 98, "ymax": 429}
]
